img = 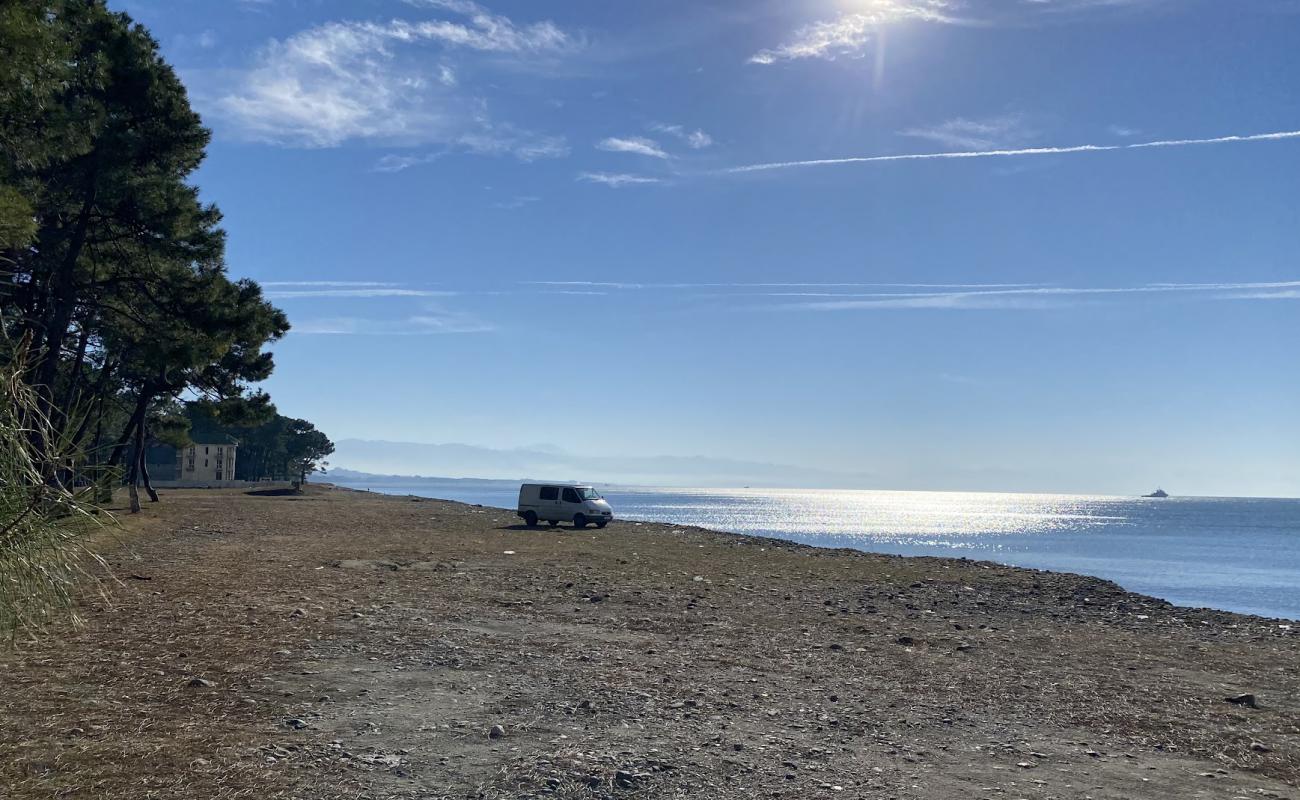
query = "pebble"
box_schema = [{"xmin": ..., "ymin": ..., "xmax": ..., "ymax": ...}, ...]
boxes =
[
  {"xmin": 1225, "ymin": 693, "xmax": 1258, "ymax": 708},
  {"xmin": 489, "ymin": 724, "xmax": 506, "ymax": 739},
  {"xmin": 186, "ymin": 677, "xmax": 214, "ymax": 688}
]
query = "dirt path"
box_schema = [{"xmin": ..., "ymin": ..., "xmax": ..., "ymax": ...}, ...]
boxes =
[{"xmin": 2, "ymin": 486, "xmax": 1297, "ymax": 799}]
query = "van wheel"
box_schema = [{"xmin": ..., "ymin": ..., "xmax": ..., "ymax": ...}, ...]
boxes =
[
  {"xmin": 523, "ymin": 511, "xmax": 538, "ymax": 527},
  {"xmin": 596, "ymin": 520, "xmax": 608, "ymax": 529},
  {"xmin": 572, "ymin": 514, "xmax": 588, "ymax": 529}
]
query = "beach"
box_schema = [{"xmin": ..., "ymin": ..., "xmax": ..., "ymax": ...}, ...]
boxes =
[{"xmin": 2, "ymin": 485, "xmax": 1297, "ymax": 799}]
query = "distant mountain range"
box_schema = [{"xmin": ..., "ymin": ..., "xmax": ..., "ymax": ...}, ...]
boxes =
[{"xmin": 328, "ymin": 438, "xmax": 876, "ymax": 489}]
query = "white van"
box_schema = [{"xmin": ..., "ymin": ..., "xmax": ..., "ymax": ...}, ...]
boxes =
[{"xmin": 517, "ymin": 484, "xmax": 614, "ymax": 529}]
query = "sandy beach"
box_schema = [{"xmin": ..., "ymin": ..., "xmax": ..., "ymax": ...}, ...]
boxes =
[{"xmin": 2, "ymin": 485, "xmax": 1297, "ymax": 799}]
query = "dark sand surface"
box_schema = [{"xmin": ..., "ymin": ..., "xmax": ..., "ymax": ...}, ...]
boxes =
[{"xmin": 2, "ymin": 486, "xmax": 1297, "ymax": 799}]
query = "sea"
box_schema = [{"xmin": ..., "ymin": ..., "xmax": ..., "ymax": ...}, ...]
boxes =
[{"xmin": 333, "ymin": 478, "xmax": 1300, "ymax": 621}]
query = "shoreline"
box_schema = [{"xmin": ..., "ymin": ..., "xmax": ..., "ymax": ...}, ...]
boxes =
[
  {"xmin": 336, "ymin": 481, "xmax": 1300, "ymax": 623},
  {"xmin": 3, "ymin": 485, "xmax": 1297, "ymax": 798}
]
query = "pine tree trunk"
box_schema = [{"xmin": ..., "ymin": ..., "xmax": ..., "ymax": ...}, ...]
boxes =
[
  {"xmin": 131, "ymin": 417, "xmax": 159, "ymax": 503},
  {"xmin": 127, "ymin": 443, "xmax": 141, "ymax": 514}
]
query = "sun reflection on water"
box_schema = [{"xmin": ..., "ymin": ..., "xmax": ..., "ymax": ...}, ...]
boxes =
[{"xmin": 623, "ymin": 489, "xmax": 1133, "ymax": 543}]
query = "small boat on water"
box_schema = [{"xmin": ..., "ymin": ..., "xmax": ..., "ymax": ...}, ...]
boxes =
[{"xmin": 1143, "ymin": 488, "xmax": 1169, "ymax": 498}]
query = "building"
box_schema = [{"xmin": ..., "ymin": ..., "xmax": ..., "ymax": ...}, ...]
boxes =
[{"xmin": 174, "ymin": 442, "xmax": 237, "ymax": 484}]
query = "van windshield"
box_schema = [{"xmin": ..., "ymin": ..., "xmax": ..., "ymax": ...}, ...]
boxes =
[{"xmin": 578, "ymin": 487, "xmax": 602, "ymax": 500}]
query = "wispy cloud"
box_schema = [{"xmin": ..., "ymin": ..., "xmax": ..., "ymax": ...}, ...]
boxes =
[
  {"xmin": 650, "ymin": 123, "xmax": 714, "ymax": 149},
  {"xmin": 292, "ymin": 312, "xmax": 493, "ymax": 335},
  {"xmin": 750, "ymin": 1, "xmax": 956, "ymax": 65},
  {"xmin": 373, "ymin": 153, "xmax": 444, "ymax": 173},
  {"xmin": 261, "ymin": 281, "xmax": 400, "ymax": 287},
  {"xmin": 724, "ymin": 129, "xmax": 1300, "ymax": 174},
  {"xmin": 457, "ymin": 125, "xmax": 570, "ymax": 161},
  {"xmin": 776, "ymin": 281, "xmax": 1300, "ymax": 311},
  {"xmin": 292, "ymin": 299, "xmax": 493, "ymax": 335},
  {"xmin": 524, "ymin": 281, "xmax": 1050, "ymax": 290},
  {"xmin": 1227, "ymin": 290, "xmax": 1300, "ymax": 300},
  {"xmin": 266, "ymin": 288, "xmax": 456, "ymax": 299},
  {"xmin": 597, "ymin": 136, "xmax": 670, "ymax": 159},
  {"xmin": 901, "ymin": 113, "xmax": 1038, "ymax": 151},
  {"xmin": 518, "ymin": 279, "xmax": 1300, "ymax": 311},
  {"xmin": 577, "ymin": 172, "xmax": 664, "ymax": 188},
  {"xmin": 752, "ymin": 1, "xmax": 1199, "ymax": 66},
  {"xmin": 214, "ymin": 3, "xmax": 572, "ymax": 152},
  {"xmin": 491, "ymin": 195, "xmax": 541, "ymax": 210}
]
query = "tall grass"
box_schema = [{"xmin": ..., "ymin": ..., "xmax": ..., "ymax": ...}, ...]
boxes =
[{"xmin": 0, "ymin": 347, "xmax": 103, "ymax": 639}]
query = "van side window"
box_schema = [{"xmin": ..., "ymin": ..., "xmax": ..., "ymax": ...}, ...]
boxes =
[
  {"xmin": 539, "ymin": 486, "xmax": 558, "ymax": 501},
  {"xmin": 562, "ymin": 488, "xmax": 581, "ymax": 503}
]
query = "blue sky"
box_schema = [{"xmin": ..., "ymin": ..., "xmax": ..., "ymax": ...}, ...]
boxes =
[{"xmin": 116, "ymin": 0, "xmax": 1300, "ymax": 496}]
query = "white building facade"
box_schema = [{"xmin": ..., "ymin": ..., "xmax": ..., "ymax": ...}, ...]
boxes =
[{"xmin": 175, "ymin": 443, "xmax": 237, "ymax": 483}]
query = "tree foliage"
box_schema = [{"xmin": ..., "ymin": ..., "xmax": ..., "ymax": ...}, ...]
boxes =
[
  {"xmin": 188, "ymin": 405, "xmax": 335, "ymax": 484},
  {"xmin": 0, "ymin": 0, "xmax": 335, "ymax": 636}
]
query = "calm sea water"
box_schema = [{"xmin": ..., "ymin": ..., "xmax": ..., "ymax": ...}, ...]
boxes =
[{"xmin": 336, "ymin": 479, "xmax": 1300, "ymax": 621}]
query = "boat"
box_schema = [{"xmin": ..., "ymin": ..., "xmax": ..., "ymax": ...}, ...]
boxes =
[{"xmin": 1143, "ymin": 488, "xmax": 1169, "ymax": 498}]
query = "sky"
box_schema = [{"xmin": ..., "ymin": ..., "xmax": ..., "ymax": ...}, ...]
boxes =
[{"xmin": 113, "ymin": 0, "xmax": 1300, "ymax": 496}]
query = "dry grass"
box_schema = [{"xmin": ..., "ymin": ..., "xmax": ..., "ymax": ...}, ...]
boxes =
[
  {"xmin": 0, "ymin": 491, "xmax": 357, "ymax": 799},
  {"xmin": 0, "ymin": 353, "xmax": 106, "ymax": 639}
]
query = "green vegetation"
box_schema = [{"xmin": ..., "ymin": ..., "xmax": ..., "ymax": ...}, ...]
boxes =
[
  {"xmin": 0, "ymin": 344, "xmax": 101, "ymax": 638},
  {"xmin": 188, "ymin": 406, "xmax": 336, "ymax": 484},
  {"xmin": 1, "ymin": 2, "xmax": 331, "ymax": 633}
]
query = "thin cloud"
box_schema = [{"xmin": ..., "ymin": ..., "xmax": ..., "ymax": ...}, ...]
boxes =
[
  {"xmin": 901, "ymin": 114, "xmax": 1038, "ymax": 151},
  {"xmin": 577, "ymin": 172, "xmax": 664, "ymax": 188},
  {"xmin": 373, "ymin": 153, "xmax": 444, "ymax": 173},
  {"xmin": 260, "ymin": 281, "xmax": 400, "ymax": 287},
  {"xmin": 776, "ymin": 281, "xmax": 1300, "ymax": 311},
  {"xmin": 491, "ymin": 195, "xmax": 541, "ymax": 209},
  {"xmin": 458, "ymin": 126, "xmax": 570, "ymax": 160},
  {"xmin": 597, "ymin": 136, "xmax": 670, "ymax": 159},
  {"xmin": 1227, "ymin": 290, "xmax": 1300, "ymax": 300},
  {"xmin": 1147, "ymin": 280, "xmax": 1300, "ymax": 289},
  {"xmin": 265, "ymin": 288, "xmax": 456, "ymax": 299},
  {"xmin": 523, "ymin": 281, "xmax": 1052, "ymax": 290},
  {"xmin": 751, "ymin": 1, "xmax": 955, "ymax": 64},
  {"xmin": 723, "ymin": 129, "xmax": 1300, "ymax": 174},
  {"xmin": 214, "ymin": 3, "xmax": 572, "ymax": 150},
  {"xmin": 751, "ymin": 0, "xmax": 1173, "ymax": 65},
  {"xmin": 651, "ymin": 123, "xmax": 714, "ymax": 149},
  {"xmin": 293, "ymin": 298, "xmax": 493, "ymax": 335},
  {"xmin": 292, "ymin": 313, "xmax": 493, "ymax": 335}
]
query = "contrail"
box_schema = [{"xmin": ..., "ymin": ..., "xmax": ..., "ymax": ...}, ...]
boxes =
[{"xmin": 723, "ymin": 130, "xmax": 1300, "ymax": 174}]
